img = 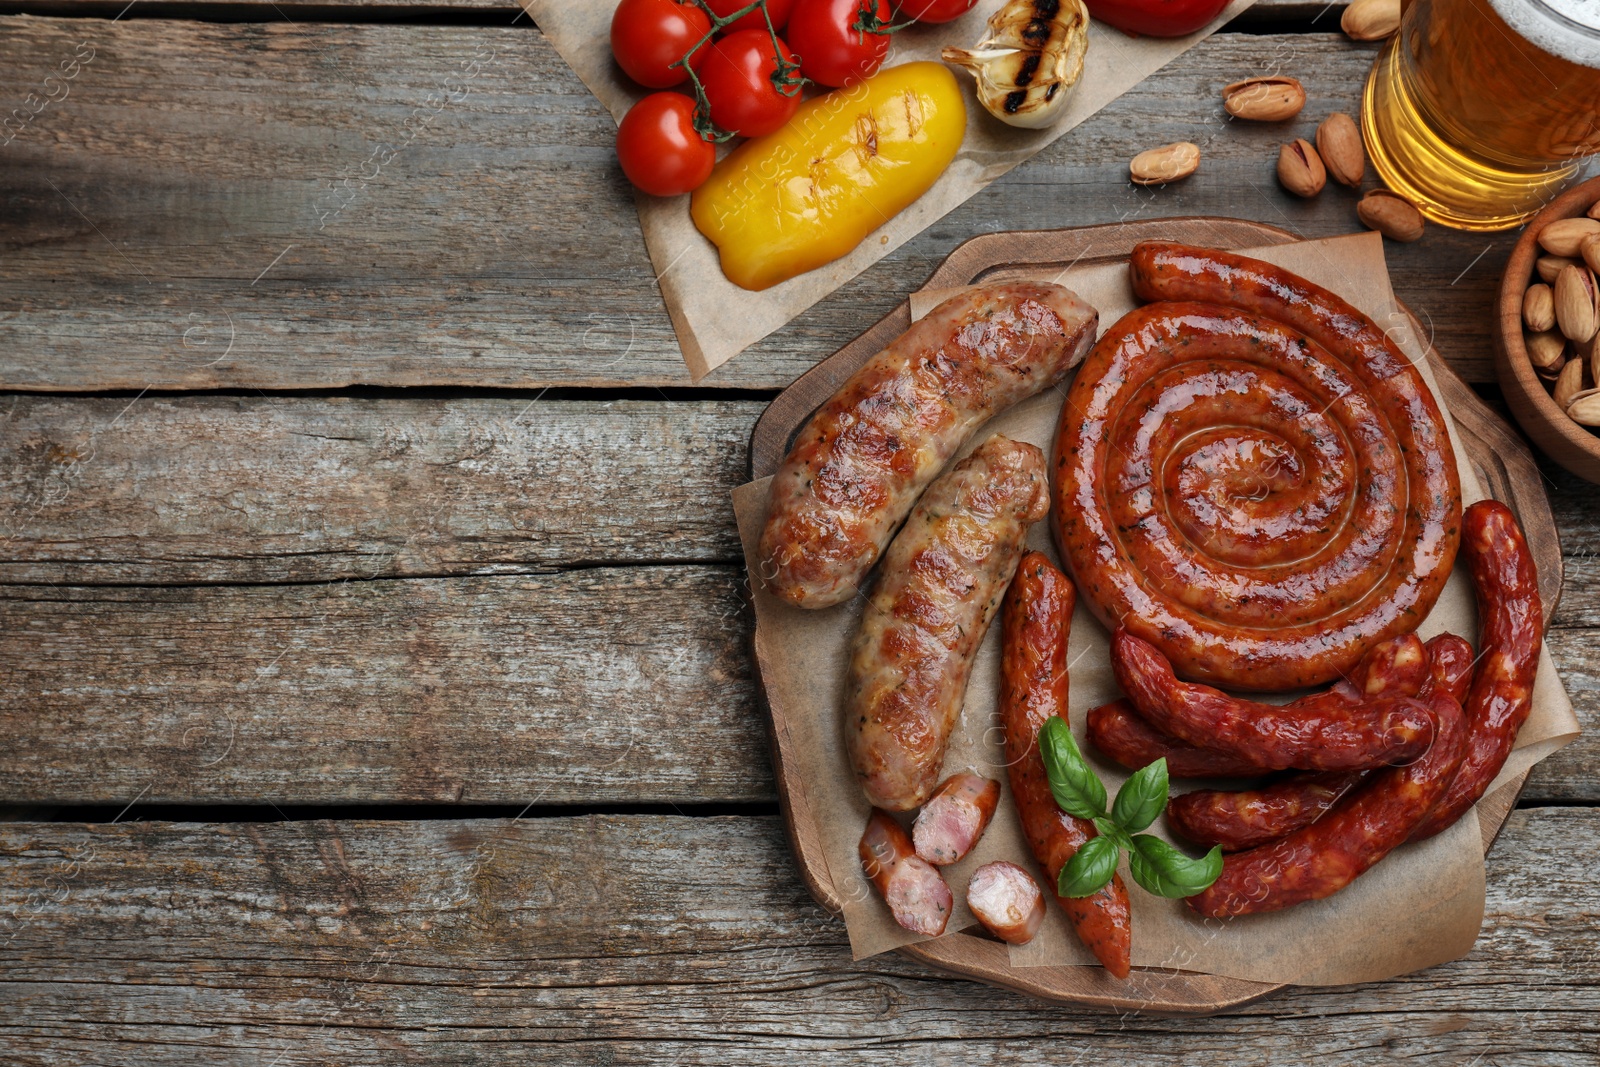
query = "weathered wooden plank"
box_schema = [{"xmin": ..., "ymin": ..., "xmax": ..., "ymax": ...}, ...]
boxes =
[
  {"xmin": 0, "ymin": 808, "xmax": 1594, "ymax": 1063},
  {"xmin": 2, "ymin": 395, "xmax": 1592, "ymax": 587},
  {"xmin": 0, "ymin": 560, "xmax": 1592, "ymax": 805},
  {"xmin": 0, "ymin": 19, "xmax": 1504, "ymax": 391},
  {"xmin": 0, "ymin": 396, "xmax": 761, "ymax": 584},
  {"xmin": 0, "ymin": 566, "xmax": 767, "ymax": 805}
]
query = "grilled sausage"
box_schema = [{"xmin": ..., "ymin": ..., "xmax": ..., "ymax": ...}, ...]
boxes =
[
  {"xmin": 1001, "ymin": 551, "xmax": 1132, "ymax": 978},
  {"xmin": 1088, "ymin": 633, "xmax": 1430, "ymax": 779},
  {"xmin": 1187, "ymin": 680, "xmax": 1468, "ymax": 917},
  {"xmin": 966, "ymin": 861, "xmax": 1048, "ymax": 946},
  {"xmin": 1111, "ymin": 627, "xmax": 1436, "ymax": 772},
  {"xmin": 1053, "ymin": 243, "xmax": 1461, "ymax": 690},
  {"xmin": 760, "ymin": 283, "xmax": 1096, "ymax": 609},
  {"xmin": 1166, "ymin": 634, "xmax": 1474, "ymax": 851},
  {"xmin": 860, "ymin": 809, "xmax": 953, "ymax": 936},
  {"xmin": 847, "ymin": 436, "xmax": 1049, "ymax": 811},
  {"xmin": 1410, "ymin": 501, "xmax": 1544, "ymax": 842},
  {"xmin": 912, "ymin": 773, "xmax": 1001, "ymax": 866}
]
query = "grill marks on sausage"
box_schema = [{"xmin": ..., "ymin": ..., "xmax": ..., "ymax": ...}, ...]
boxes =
[{"xmin": 761, "ymin": 284, "xmax": 1096, "ymax": 609}]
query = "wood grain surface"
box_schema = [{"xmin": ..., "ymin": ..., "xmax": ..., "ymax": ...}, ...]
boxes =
[
  {"xmin": 0, "ymin": 809, "xmax": 1594, "ymax": 1064},
  {"xmin": 0, "ymin": 0, "xmax": 1595, "ymax": 1050},
  {"xmin": 0, "ymin": 19, "xmax": 1512, "ymax": 391}
]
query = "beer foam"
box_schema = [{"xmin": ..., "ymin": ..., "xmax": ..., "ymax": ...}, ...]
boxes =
[{"xmin": 1490, "ymin": 0, "xmax": 1600, "ymax": 67}]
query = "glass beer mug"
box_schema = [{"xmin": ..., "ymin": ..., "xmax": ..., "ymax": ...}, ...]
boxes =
[{"xmin": 1362, "ymin": 0, "xmax": 1600, "ymax": 230}]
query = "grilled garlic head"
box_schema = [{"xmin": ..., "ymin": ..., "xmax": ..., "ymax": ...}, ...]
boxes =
[{"xmin": 941, "ymin": 0, "xmax": 1090, "ymax": 130}]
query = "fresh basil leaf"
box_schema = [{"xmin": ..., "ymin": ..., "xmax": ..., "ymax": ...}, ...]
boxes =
[
  {"xmin": 1092, "ymin": 816, "xmax": 1134, "ymax": 855},
  {"xmin": 1112, "ymin": 757, "xmax": 1169, "ymax": 834},
  {"xmin": 1039, "ymin": 716, "xmax": 1106, "ymax": 821},
  {"xmin": 1128, "ymin": 834, "xmax": 1224, "ymax": 899},
  {"xmin": 1057, "ymin": 834, "xmax": 1120, "ymax": 899}
]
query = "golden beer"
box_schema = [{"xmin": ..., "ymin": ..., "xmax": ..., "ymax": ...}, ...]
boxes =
[{"xmin": 1362, "ymin": 0, "xmax": 1600, "ymax": 230}]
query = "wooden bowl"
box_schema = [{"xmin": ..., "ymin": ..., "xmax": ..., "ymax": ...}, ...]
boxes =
[{"xmin": 1494, "ymin": 176, "xmax": 1600, "ymax": 484}]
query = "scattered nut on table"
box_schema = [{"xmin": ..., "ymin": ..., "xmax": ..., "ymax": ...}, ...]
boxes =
[
  {"xmin": 1130, "ymin": 141, "xmax": 1200, "ymax": 185},
  {"xmin": 1316, "ymin": 112, "xmax": 1365, "ymax": 187},
  {"xmin": 1356, "ymin": 190, "xmax": 1424, "ymax": 241},
  {"xmin": 1222, "ymin": 76, "xmax": 1305, "ymax": 121},
  {"xmin": 1277, "ymin": 139, "xmax": 1326, "ymax": 197},
  {"xmin": 1341, "ymin": 0, "xmax": 1401, "ymax": 41}
]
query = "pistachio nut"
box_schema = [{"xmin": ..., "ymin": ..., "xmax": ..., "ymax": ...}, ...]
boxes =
[
  {"xmin": 1341, "ymin": 0, "xmax": 1401, "ymax": 41},
  {"xmin": 1222, "ymin": 76, "xmax": 1306, "ymax": 122},
  {"xmin": 1523, "ymin": 283, "xmax": 1556, "ymax": 333},
  {"xmin": 1537, "ymin": 216, "xmax": 1600, "ymax": 257},
  {"xmin": 1356, "ymin": 190, "xmax": 1424, "ymax": 242},
  {"xmin": 1525, "ymin": 329, "xmax": 1568, "ymax": 373},
  {"xmin": 1277, "ymin": 139, "xmax": 1326, "ymax": 198},
  {"xmin": 1130, "ymin": 141, "xmax": 1200, "ymax": 186},
  {"xmin": 1554, "ymin": 264, "xmax": 1599, "ymax": 343},
  {"xmin": 1315, "ymin": 112, "xmax": 1365, "ymax": 187}
]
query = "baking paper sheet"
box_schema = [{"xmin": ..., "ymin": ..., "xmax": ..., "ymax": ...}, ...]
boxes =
[
  {"xmin": 731, "ymin": 231, "xmax": 1580, "ymax": 987},
  {"xmin": 522, "ymin": 0, "xmax": 1257, "ymax": 380}
]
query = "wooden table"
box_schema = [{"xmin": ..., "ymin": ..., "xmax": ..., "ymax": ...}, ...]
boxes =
[{"xmin": 0, "ymin": 2, "xmax": 1595, "ymax": 1061}]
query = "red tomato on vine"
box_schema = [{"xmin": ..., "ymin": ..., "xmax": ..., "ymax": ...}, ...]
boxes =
[
  {"xmin": 787, "ymin": 0, "xmax": 893, "ymax": 88},
  {"xmin": 699, "ymin": 29, "xmax": 803, "ymax": 138},
  {"xmin": 616, "ymin": 92, "xmax": 716, "ymax": 196},
  {"xmin": 609, "ymin": 0, "xmax": 713, "ymax": 89}
]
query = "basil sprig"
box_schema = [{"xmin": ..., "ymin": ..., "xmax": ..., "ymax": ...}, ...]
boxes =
[{"xmin": 1038, "ymin": 717, "xmax": 1223, "ymax": 900}]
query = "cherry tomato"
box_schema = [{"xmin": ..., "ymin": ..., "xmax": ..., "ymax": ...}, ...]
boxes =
[
  {"xmin": 787, "ymin": 0, "xmax": 892, "ymax": 89},
  {"xmin": 894, "ymin": 0, "xmax": 978, "ymax": 21},
  {"xmin": 616, "ymin": 92, "xmax": 716, "ymax": 197},
  {"xmin": 699, "ymin": 29, "xmax": 802, "ymax": 138},
  {"xmin": 610, "ymin": 0, "xmax": 713, "ymax": 90},
  {"xmin": 705, "ymin": 0, "xmax": 796, "ymax": 34},
  {"xmin": 1082, "ymin": 0, "xmax": 1231, "ymax": 36}
]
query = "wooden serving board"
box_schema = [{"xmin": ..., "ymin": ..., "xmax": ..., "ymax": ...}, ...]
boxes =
[{"xmin": 746, "ymin": 217, "xmax": 1564, "ymax": 1015}]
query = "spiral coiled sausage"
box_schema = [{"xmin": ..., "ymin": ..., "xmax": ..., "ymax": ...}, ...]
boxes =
[{"xmin": 1053, "ymin": 243, "xmax": 1462, "ymax": 690}]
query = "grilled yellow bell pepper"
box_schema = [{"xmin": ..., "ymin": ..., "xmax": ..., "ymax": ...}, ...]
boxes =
[{"xmin": 690, "ymin": 62, "xmax": 966, "ymax": 292}]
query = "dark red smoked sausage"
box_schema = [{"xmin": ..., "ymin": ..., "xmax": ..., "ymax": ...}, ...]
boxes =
[
  {"xmin": 1410, "ymin": 501, "xmax": 1544, "ymax": 842},
  {"xmin": 966, "ymin": 861, "xmax": 1048, "ymax": 946},
  {"xmin": 859, "ymin": 809, "xmax": 953, "ymax": 936},
  {"xmin": 1166, "ymin": 634, "xmax": 1474, "ymax": 851},
  {"xmin": 760, "ymin": 283, "xmax": 1097, "ymax": 608},
  {"xmin": 1053, "ymin": 243, "xmax": 1461, "ymax": 690},
  {"xmin": 1001, "ymin": 552, "xmax": 1133, "ymax": 977},
  {"xmin": 913, "ymin": 773, "xmax": 1002, "ymax": 866},
  {"xmin": 1089, "ymin": 633, "xmax": 1430, "ymax": 779},
  {"xmin": 1111, "ymin": 628, "xmax": 1436, "ymax": 772},
  {"xmin": 1187, "ymin": 682, "xmax": 1468, "ymax": 917}
]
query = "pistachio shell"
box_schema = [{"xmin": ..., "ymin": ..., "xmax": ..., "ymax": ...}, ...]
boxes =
[
  {"xmin": 1356, "ymin": 190, "xmax": 1424, "ymax": 242},
  {"xmin": 1554, "ymin": 264, "xmax": 1599, "ymax": 343},
  {"xmin": 1315, "ymin": 112, "xmax": 1365, "ymax": 187},
  {"xmin": 1538, "ymin": 255, "xmax": 1580, "ymax": 284},
  {"xmin": 1341, "ymin": 0, "xmax": 1401, "ymax": 41},
  {"xmin": 1537, "ymin": 217, "xmax": 1600, "ymax": 257},
  {"xmin": 1130, "ymin": 142, "xmax": 1199, "ymax": 186},
  {"xmin": 1222, "ymin": 76, "xmax": 1305, "ymax": 122},
  {"xmin": 1568, "ymin": 389, "xmax": 1600, "ymax": 426},
  {"xmin": 1525, "ymin": 329, "xmax": 1568, "ymax": 372},
  {"xmin": 1553, "ymin": 356, "xmax": 1588, "ymax": 410},
  {"xmin": 1277, "ymin": 139, "xmax": 1326, "ymax": 198},
  {"xmin": 1523, "ymin": 283, "xmax": 1556, "ymax": 332}
]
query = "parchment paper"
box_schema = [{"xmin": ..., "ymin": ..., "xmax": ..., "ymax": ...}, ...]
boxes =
[
  {"xmin": 731, "ymin": 231, "xmax": 1581, "ymax": 987},
  {"xmin": 522, "ymin": 0, "xmax": 1257, "ymax": 381}
]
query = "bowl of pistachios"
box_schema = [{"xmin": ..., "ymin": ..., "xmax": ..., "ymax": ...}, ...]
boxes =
[{"xmin": 1496, "ymin": 174, "xmax": 1600, "ymax": 484}]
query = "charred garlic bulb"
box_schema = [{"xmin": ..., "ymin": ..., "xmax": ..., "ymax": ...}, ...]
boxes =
[{"xmin": 941, "ymin": 0, "xmax": 1090, "ymax": 130}]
